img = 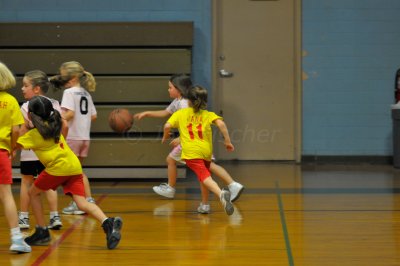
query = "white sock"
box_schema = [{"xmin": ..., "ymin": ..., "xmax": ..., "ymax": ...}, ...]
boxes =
[
  {"xmin": 19, "ymin": 211, "xmax": 29, "ymax": 218},
  {"xmin": 50, "ymin": 211, "xmax": 59, "ymax": 219},
  {"xmin": 10, "ymin": 227, "xmax": 22, "ymax": 239}
]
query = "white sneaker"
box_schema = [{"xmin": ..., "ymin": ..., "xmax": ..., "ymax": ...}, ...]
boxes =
[
  {"xmin": 197, "ymin": 203, "xmax": 211, "ymax": 214},
  {"xmin": 87, "ymin": 197, "xmax": 96, "ymax": 204},
  {"xmin": 228, "ymin": 182, "xmax": 244, "ymax": 202},
  {"xmin": 153, "ymin": 183, "xmax": 176, "ymax": 198},
  {"xmin": 10, "ymin": 237, "xmax": 31, "ymax": 253},
  {"xmin": 220, "ymin": 188, "xmax": 234, "ymax": 216},
  {"xmin": 62, "ymin": 201, "xmax": 85, "ymax": 215},
  {"xmin": 18, "ymin": 213, "xmax": 30, "ymax": 229},
  {"xmin": 48, "ymin": 215, "xmax": 63, "ymax": 230}
]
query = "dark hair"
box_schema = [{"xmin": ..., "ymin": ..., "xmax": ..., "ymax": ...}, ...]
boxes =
[
  {"xmin": 170, "ymin": 74, "xmax": 192, "ymax": 97},
  {"xmin": 187, "ymin": 85, "xmax": 208, "ymax": 113},
  {"xmin": 28, "ymin": 96, "xmax": 62, "ymax": 143},
  {"xmin": 24, "ymin": 70, "xmax": 53, "ymax": 94}
]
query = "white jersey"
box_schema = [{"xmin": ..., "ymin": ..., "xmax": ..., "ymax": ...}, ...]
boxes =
[
  {"xmin": 20, "ymin": 97, "xmax": 62, "ymax": 161},
  {"xmin": 61, "ymin": 86, "xmax": 96, "ymax": 140},
  {"xmin": 166, "ymin": 98, "xmax": 189, "ymax": 114}
]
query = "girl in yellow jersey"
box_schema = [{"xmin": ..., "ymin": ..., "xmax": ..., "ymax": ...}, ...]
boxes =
[
  {"xmin": 16, "ymin": 96, "xmax": 122, "ymax": 249},
  {"xmin": 0, "ymin": 61, "xmax": 31, "ymax": 253},
  {"xmin": 162, "ymin": 85, "xmax": 235, "ymax": 215}
]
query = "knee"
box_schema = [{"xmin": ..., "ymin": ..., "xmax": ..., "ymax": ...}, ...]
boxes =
[{"xmin": 166, "ymin": 156, "xmax": 176, "ymax": 165}]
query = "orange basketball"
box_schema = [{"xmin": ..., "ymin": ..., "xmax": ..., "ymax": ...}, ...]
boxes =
[{"xmin": 108, "ymin": 108, "xmax": 133, "ymax": 133}]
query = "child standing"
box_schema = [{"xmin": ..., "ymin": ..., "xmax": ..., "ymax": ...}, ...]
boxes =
[
  {"xmin": 0, "ymin": 61, "xmax": 31, "ymax": 253},
  {"xmin": 162, "ymin": 85, "xmax": 235, "ymax": 215},
  {"xmin": 19, "ymin": 70, "xmax": 64, "ymax": 230},
  {"xmin": 135, "ymin": 74, "xmax": 244, "ymax": 211},
  {"xmin": 51, "ymin": 61, "xmax": 97, "ymax": 215},
  {"xmin": 17, "ymin": 96, "xmax": 122, "ymax": 249}
]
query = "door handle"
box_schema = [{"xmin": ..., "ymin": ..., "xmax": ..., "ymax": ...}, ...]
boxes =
[{"xmin": 219, "ymin": 69, "xmax": 234, "ymax": 78}]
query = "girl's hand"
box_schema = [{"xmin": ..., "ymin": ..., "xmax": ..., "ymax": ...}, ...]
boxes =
[
  {"xmin": 134, "ymin": 112, "xmax": 146, "ymax": 120},
  {"xmin": 10, "ymin": 150, "xmax": 17, "ymax": 160},
  {"xmin": 225, "ymin": 141, "xmax": 235, "ymax": 152},
  {"xmin": 161, "ymin": 135, "xmax": 169, "ymax": 144},
  {"xmin": 169, "ymin": 137, "xmax": 180, "ymax": 147}
]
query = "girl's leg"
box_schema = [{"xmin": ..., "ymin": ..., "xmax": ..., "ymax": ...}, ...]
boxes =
[
  {"xmin": 153, "ymin": 155, "xmax": 177, "ymax": 198},
  {"xmin": 210, "ymin": 162, "xmax": 244, "ymax": 202},
  {"xmin": 202, "ymin": 176, "xmax": 222, "ymax": 197},
  {"xmin": 200, "ymin": 182, "xmax": 209, "ymax": 205},
  {"xmin": 82, "ymin": 173, "xmax": 92, "ymax": 198},
  {"xmin": 73, "ymin": 194, "xmax": 122, "ymax": 250},
  {"xmin": 210, "ymin": 162, "xmax": 233, "ymax": 185},
  {"xmin": 0, "ymin": 184, "xmax": 31, "ymax": 252},
  {"xmin": 45, "ymin": 189, "xmax": 58, "ymax": 212},
  {"xmin": 0, "ymin": 184, "xmax": 19, "ymax": 228},
  {"xmin": 25, "ymin": 184, "xmax": 50, "ymax": 246},
  {"xmin": 202, "ymin": 176, "xmax": 234, "ymax": 215},
  {"xmin": 28, "ymin": 185, "xmax": 46, "ymax": 227},
  {"xmin": 166, "ymin": 155, "xmax": 177, "ymax": 187},
  {"xmin": 45, "ymin": 189, "xmax": 62, "ymax": 230},
  {"xmin": 19, "ymin": 175, "xmax": 34, "ymax": 228},
  {"xmin": 73, "ymin": 194, "xmax": 106, "ymax": 222},
  {"xmin": 20, "ymin": 175, "xmax": 34, "ymax": 212},
  {"xmin": 78, "ymin": 157, "xmax": 93, "ymax": 199},
  {"xmin": 197, "ymin": 182, "xmax": 211, "ymax": 214}
]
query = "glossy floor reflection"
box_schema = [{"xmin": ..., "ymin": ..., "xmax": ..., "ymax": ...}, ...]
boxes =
[{"xmin": 1, "ymin": 162, "xmax": 400, "ymax": 265}]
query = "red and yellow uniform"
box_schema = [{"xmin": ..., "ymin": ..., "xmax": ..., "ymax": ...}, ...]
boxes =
[
  {"xmin": 17, "ymin": 129, "xmax": 84, "ymax": 196},
  {"xmin": 0, "ymin": 92, "xmax": 24, "ymax": 184},
  {"xmin": 167, "ymin": 107, "xmax": 222, "ymax": 181}
]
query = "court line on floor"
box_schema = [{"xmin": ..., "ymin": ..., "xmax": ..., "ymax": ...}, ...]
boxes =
[
  {"xmin": 31, "ymin": 181, "xmax": 119, "ymax": 266},
  {"xmin": 275, "ymin": 180, "xmax": 294, "ymax": 266}
]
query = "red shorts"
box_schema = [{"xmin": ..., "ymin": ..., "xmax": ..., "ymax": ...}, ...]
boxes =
[
  {"xmin": 34, "ymin": 171, "xmax": 85, "ymax": 197},
  {"xmin": 0, "ymin": 149, "xmax": 12, "ymax": 184},
  {"xmin": 185, "ymin": 159, "xmax": 211, "ymax": 182}
]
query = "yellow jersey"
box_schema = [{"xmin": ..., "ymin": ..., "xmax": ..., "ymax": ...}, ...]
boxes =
[
  {"xmin": 0, "ymin": 92, "xmax": 25, "ymax": 152},
  {"xmin": 167, "ymin": 108, "xmax": 222, "ymax": 160},
  {"xmin": 17, "ymin": 129, "xmax": 82, "ymax": 176}
]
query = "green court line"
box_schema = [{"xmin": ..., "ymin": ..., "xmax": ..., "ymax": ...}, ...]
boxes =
[{"xmin": 275, "ymin": 180, "xmax": 294, "ymax": 266}]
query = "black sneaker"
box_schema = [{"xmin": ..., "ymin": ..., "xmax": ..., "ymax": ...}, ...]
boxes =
[
  {"xmin": 102, "ymin": 217, "xmax": 123, "ymax": 249},
  {"xmin": 25, "ymin": 226, "xmax": 51, "ymax": 246}
]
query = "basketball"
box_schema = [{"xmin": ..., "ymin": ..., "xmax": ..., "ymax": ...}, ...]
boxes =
[{"xmin": 108, "ymin": 108, "xmax": 133, "ymax": 133}]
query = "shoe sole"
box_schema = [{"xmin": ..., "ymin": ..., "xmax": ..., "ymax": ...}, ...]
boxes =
[
  {"xmin": 222, "ymin": 191, "xmax": 234, "ymax": 216},
  {"xmin": 153, "ymin": 187, "xmax": 175, "ymax": 199},
  {"xmin": 19, "ymin": 225, "xmax": 30, "ymax": 229},
  {"xmin": 48, "ymin": 224, "xmax": 63, "ymax": 230},
  {"xmin": 10, "ymin": 246, "xmax": 31, "ymax": 253},
  {"xmin": 62, "ymin": 210, "xmax": 85, "ymax": 215},
  {"xmin": 25, "ymin": 238, "xmax": 51, "ymax": 246},
  {"xmin": 231, "ymin": 187, "xmax": 245, "ymax": 202},
  {"xmin": 107, "ymin": 217, "xmax": 123, "ymax": 249}
]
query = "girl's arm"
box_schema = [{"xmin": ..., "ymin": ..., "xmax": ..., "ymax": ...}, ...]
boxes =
[
  {"xmin": 162, "ymin": 123, "xmax": 172, "ymax": 144},
  {"xmin": 61, "ymin": 118, "xmax": 69, "ymax": 138},
  {"xmin": 214, "ymin": 119, "xmax": 235, "ymax": 152},
  {"xmin": 134, "ymin": 110, "xmax": 170, "ymax": 120},
  {"xmin": 62, "ymin": 108, "xmax": 74, "ymax": 122},
  {"xmin": 11, "ymin": 125, "xmax": 21, "ymax": 159}
]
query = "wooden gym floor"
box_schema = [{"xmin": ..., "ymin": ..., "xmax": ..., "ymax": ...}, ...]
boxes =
[{"xmin": 1, "ymin": 161, "xmax": 400, "ymax": 266}]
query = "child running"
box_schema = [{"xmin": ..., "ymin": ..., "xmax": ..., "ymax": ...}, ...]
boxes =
[
  {"xmin": 0, "ymin": 61, "xmax": 31, "ymax": 253},
  {"xmin": 162, "ymin": 85, "xmax": 235, "ymax": 215},
  {"xmin": 17, "ymin": 96, "xmax": 122, "ymax": 249},
  {"xmin": 50, "ymin": 61, "xmax": 97, "ymax": 215},
  {"xmin": 135, "ymin": 74, "xmax": 244, "ymax": 212},
  {"xmin": 18, "ymin": 70, "xmax": 65, "ymax": 230}
]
